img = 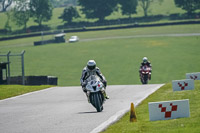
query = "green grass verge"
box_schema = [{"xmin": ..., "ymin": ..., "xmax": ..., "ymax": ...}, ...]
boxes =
[
  {"xmin": 0, "ymin": 24, "xmax": 200, "ymax": 86},
  {"xmin": 102, "ymin": 80, "xmax": 200, "ymax": 133},
  {"xmin": 0, "ymin": 85, "xmax": 53, "ymax": 100}
]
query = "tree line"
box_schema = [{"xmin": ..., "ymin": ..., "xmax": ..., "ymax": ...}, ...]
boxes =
[{"xmin": 1, "ymin": 0, "xmax": 200, "ymax": 32}]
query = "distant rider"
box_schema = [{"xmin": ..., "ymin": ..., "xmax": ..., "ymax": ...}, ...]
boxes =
[
  {"xmin": 80, "ymin": 60, "xmax": 109, "ymax": 101},
  {"xmin": 139, "ymin": 57, "xmax": 152, "ymax": 80}
]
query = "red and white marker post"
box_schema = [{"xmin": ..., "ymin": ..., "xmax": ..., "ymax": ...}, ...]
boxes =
[
  {"xmin": 148, "ymin": 99, "xmax": 190, "ymax": 121},
  {"xmin": 172, "ymin": 79, "xmax": 194, "ymax": 91}
]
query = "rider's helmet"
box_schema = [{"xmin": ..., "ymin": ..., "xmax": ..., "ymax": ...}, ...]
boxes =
[
  {"xmin": 143, "ymin": 57, "xmax": 148, "ymax": 64},
  {"xmin": 87, "ymin": 60, "xmax": 96, "ymax": 70}
]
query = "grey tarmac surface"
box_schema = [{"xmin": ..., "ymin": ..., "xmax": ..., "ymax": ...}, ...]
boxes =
[
  {"xmin": 0, "ymin": 84, "xmax": 163, "ymax": 133},
  {"xmin": 80, "ymin": 33, "xmax": 200, "ymax": 42}
]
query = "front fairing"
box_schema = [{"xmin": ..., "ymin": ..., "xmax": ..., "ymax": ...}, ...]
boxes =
[
  {"xmin": 141, "ymin": 65, "xmax": 151, "ymax": 74},
  {"xmin": 86, "ymin": 78, "xmax": 104, "ymax": 93}
]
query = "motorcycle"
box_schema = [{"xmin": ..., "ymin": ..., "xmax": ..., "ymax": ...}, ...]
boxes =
[
  {"xmin": 140, "ymin": 65, "xmax": 151, "ymax": 84},
  {"xmin": 85, "ymin": 75, "xmax": 106, "ymax": 112}
]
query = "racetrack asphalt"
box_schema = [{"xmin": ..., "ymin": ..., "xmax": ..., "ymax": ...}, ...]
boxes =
[
  {"xmin": 80, "ymin": 33, "xmax": 200, "ymax": 42},
  {"xmin": 0, "ymin": 84, "xmax": 164, "ymax": 133}
]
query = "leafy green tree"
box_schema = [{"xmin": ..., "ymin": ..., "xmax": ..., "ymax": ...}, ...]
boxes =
[
  {"xmin": 119, "ymin": 0, "xmax": 138, "ymax": 18},
  {"xmin": 174, "ymin": 0, "xmax": 200, "ymax": 15},
  {"xmin": 138, "ymin": 0, "xmax": 163, "ymax": 17},
  {"xmin": 139, "ymin": 0, "xmax": 153, "ymax": 17},
  {"xmin": 78, "ymin": 0, "xmax": 118, "ymax": 22},
  {"xmin": 0, "ymin": 0, "xmax": 13, "ymax": 12},
  {"xmin": 59, "ymin": 6, "xmax": 80, "ymax": 23},
  {"xmin": 11, "ymin": 0, "xmax": 30, "ymax": 30},
  {"xmin": 29, "ymin": 0, "xmax": 53, "ymax": 27},
  {"xmin": 4, "ymin": 11, "xmax": 12, "ymax": 32}
]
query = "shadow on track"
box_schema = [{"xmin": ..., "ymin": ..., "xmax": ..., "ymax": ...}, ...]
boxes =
[{"xmin": 78, "ymin": 111, "xmax": 99, "ymax": 114}]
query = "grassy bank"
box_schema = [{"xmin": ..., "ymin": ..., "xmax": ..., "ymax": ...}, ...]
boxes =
[
  {"xmin": 103, "ymin": 81, "xmax": 200, "ymax": 133},
  {"xmin": 0, "ymin": 85, "xmax": 53, "ymax": 100},
  {"xmin": 0, "ymin": 0, "xmax": 194, "ymax": 32},
  {"xmin": 0, "ymin": 24, "xmax": 200, "ymax": 86}
]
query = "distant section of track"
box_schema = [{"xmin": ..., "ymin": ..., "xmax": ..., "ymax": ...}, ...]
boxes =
[
  {"xmin": 1, "ymin": 20, "xmax": 200, "ymax": 41},
  {"xmin": 81, "ymin": 33, "xmax": 200, "ymax": 42},
  {"xmin": 0, "ymin": 33, "xmax": 199, "ymax": 48}
]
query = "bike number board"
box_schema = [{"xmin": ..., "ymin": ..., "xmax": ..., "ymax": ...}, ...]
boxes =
[
  {"xmin": 148, "ymin": 99, "xmax": 190, "ymax": 121},
  {"xmin": 186, "ymin": 72, "xmax": 200, "ymax": 80},
  {"xmin": 172, "ymin": 79, "xmax": 194, "ymax": 91}
]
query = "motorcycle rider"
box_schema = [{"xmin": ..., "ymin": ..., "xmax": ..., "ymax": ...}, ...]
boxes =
[
  {"xmin": 80, "ymin": 60, "xmax": 109, "ymax": 102},
  {"xmin": 139, "ymin": 57, "xmax": 152, "ymax": 80}
]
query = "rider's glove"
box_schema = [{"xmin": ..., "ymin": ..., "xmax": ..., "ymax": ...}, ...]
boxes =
[
  {"xmin": 82, "ymin": 82, "xmax": 87, "ymax": 88},
  {"xmin": 102, "ymin": 80, "xmax": 107, "ymax": 87},
  {"xmin": 81, "ymin": 82, "xmax": 87, "ymax": 93}
]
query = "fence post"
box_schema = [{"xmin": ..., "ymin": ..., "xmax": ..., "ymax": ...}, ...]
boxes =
[
  {"xmin": 6, "ymin": 51, "xmax": 11, "ymax": 84},
  {"xmin": 21, "ymin": 50, "xmax": 25, "ymax": 85}
]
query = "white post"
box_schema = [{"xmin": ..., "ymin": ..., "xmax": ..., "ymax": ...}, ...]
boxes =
[
  {"xmin": 41, "ymin": 31, "xmax": 44, "ymax": 44},
  {"xmin": 21, "ymin": 50, "xmax": 25, "ymax": 85}
]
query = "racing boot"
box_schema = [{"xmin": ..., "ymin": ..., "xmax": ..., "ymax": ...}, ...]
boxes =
[
  {"xmin": 86, "ymin": 91, "xmax": 90, "ymax": 103},
  {"xmin": 102, "ymin": 90, "xmax": 109, "ymax": 99}
]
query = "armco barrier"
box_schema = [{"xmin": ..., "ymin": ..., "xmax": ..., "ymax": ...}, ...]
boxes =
[
  {"xmin": 9, "ymin": 76, "xmax": 57, "ymax": 85},
  {"xmin": 26, "ymin": 76, "xmax": 48, "ymax": 85},
  {"xmin": 34, "ymin": 40, "xmax": 55, "ymax": 46},
  {"xmin": 47, "ymin": 76, "xmax": 58, "ymax": 85}
]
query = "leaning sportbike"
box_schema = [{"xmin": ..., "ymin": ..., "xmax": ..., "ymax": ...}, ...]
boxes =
[
  {"xmin": 140, "ymin": 65, "xmax": 151, "ymax": 84},
  {"xmin": 85, "ymin": 75, "xmax": 106, "ymax": 112}
]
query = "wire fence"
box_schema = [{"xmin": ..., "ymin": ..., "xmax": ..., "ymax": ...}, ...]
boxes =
[{"xmin": 0, "ymin": 51, "xmax": 25, "ymax": 85}]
